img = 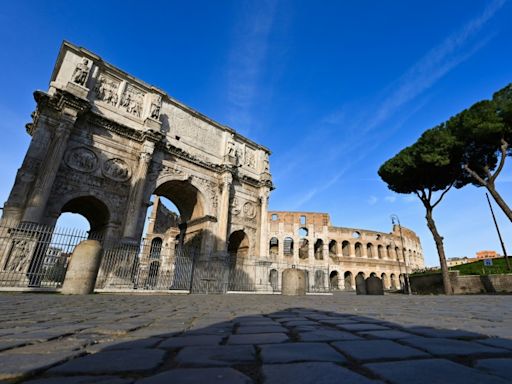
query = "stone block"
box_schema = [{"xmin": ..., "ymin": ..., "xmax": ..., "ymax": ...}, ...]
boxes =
[
  {"xmin": 401, "ymin": 337, "xmax": 510, "ymax": 357},
  {"xmin": 262, "ymin": 362, "xmax": 378, "ymax": 384},
  {"xmin": 281, "ymin": 268, "xmax": 306, "ymax": 296},
  {"xmin": 365, "ymin": 276, "xmax": 384, "ymax": 295},
  {"xmin": 365, "ymin": 359, "xmax": 509, "ymax": 384},
  {"xmin": 299, "ymin": 329, "xmax": 361, "ymax": 342},
  {"xmin": 259, "ymin": 342, "xmax": 346, "ymax": 364},
  {"xmin": 136, "ymin": 367, "xmax": 253, "ymax": 384},
  {"xmin": 158, "ymin": 335, "xmax": 223, "ymax": 349},
  {"xmin": 332, "ymin": 339, "xmax": 430, "ymax": 362},
  {"xmin": 61, "ymin": 240, "xmax": 102, "ymax": 295},
  {"xmin": 227, "ymin": 333, "xmax": 288, "ymax": 344},
  {"xmin": 474, "ymin": 358, "xmax": 512, "ymax": 380},
  {"xmin": 174, "ymin": 345, "xmax": 256, "ymax": 366}
]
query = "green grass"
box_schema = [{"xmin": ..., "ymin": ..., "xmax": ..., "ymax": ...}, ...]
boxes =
[{"xmin": 450, "ymin": 257, "xmax": 512, "ymax": 276}]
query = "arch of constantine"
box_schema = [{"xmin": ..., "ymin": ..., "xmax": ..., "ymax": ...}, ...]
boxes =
[{"xmin": 0, "ymin": 41, "xmax": 424, "ymax": 293}]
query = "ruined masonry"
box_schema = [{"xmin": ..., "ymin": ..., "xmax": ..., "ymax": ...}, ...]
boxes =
[{"xmin": 0, "ymin": 41, "xmax": 424, "ymax": 293}]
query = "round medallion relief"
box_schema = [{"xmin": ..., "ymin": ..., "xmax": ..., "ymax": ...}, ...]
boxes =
[
  {"xmin": 65, "ymin": 147, "xmax": 98, "ymax": 173},
  {"xmin": 102, "ymin": 158, "xmax": 131, "ymax": 182},
  {"xmin": 243, "ymin": 202, "xmax": 256, "ymax": 218}
]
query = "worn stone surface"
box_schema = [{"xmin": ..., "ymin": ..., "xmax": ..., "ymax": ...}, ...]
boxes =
[
  {"xmin": 0, "ymin": 294, "xmax": 511, "ymax": 383},
  {"xmin": 474, "ymin": 358, "xmax": 512, "ymax": 380},
  {"xmin": 136, "ymin": 368, "xmax": 253, "ymax": 384},
  {"xmin": 365, "ymin": 359, "xmax": 510, "ymax": 384},
  {"xmin": 262, "ymin": 362, "xmax": 379, "ymax": 384}
]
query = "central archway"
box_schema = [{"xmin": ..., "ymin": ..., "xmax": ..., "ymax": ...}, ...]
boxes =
[
  {"xmin": 60, "ymin": 195, "xmax": 110, "ymax": 240},
  {"xmin": 228, "ymin": 230, "xmax": 251, "ymax": 291}
]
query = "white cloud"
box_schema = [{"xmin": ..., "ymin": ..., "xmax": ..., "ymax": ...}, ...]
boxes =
[
  {"xmin": 385, "ymin": 195, "xmax": 397, "ymax": 203},
  {"xmin": 368, "ymin": 196, "xmax": 378, "ymax": 205}
]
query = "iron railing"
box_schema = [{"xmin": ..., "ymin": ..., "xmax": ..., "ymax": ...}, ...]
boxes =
[{"xmin": 0, "ymin": 220, "xmax": 92, "ymax": 288}]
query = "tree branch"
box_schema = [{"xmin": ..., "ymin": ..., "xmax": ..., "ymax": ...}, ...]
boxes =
[
  {"xmin": 432, "ymin": 183, "xmax": 453, "ymax": 209},
  {"xmin": 464, "ymin": 164, "xmax": 487, "ymax": 187},
  {"xmin": 490, "ymin": 139, "xmax": 508, "ymax": 184}
]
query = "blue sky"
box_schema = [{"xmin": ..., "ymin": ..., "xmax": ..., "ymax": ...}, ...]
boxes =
[{"xmin": 1, "ymin": 0, "xmax": 512, "ymax": 267}]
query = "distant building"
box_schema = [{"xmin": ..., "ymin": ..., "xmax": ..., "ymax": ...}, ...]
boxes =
[
  {"xmin": 476, "ymin": 250, "xmax": 499, "ymax": 259},
  {"xmin": 446, "ymin": 257, "xmax": 475, "ymax": 267}
]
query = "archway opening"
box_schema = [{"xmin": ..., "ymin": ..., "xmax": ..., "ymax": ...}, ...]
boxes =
[
  {"xmin": 58, "ymin": 196, "xmax": 110, "ymax": 239},
  {"xmin": 269, "ymin": 237, "xmax": 279, "ymax": 258},
  {"xmin": 329, "ymin": 240, "xmax": 337, "ymax": 258},
  {"xmin": 314, "ymin": 239, "xmax": 323, "ymax": 260},
  {"xmin": 228, "ymin": 230, "xmax": 251, "ymax": 291},
  {"xmin": 381, "ymin": 273, "xmax": 389, "ymax": 290},
  {"xmin": 228, "ymin": 230, "xmax": 249, "ymax": 259},
  {"xmin": 299, "ymin": 238, "xmax": 309, "ymax": 259},
  {"xmin": 329, "ymin": 270, "xmax": 339, "ymax": 290},
  {"xmin": 344, "ymin": 271, "xmax": 353, "ymax": 291},
  {"xmin": 342, "ymin": 241, "xmax": 350, "ymax": 257},
  {"xmin": 355, "ymin": 242, "xmax": 362, "ymax": 258}
]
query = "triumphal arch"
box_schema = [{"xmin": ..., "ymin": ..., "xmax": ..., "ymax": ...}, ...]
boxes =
[{"xmin": 2, "ymin": 41, "xmax": 272, "ymax": 262}]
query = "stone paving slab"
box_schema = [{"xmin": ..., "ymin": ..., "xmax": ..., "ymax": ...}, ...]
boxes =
[
  {"xmin": 259, "ymin": 342, "xmax": 347, "ymax": 363},
  {"xmin": 0, "ymin": 293, "xmax": 511, "ymax": 383},
  {"xmin": 401, "ymin": 336, "xmax": 511, "ymax": 358},
  {"xmin": 261, "ymin": 362, "xmax": 381, "ymax": 384},
  {"xmin": 364, "ymin": 359, "xmax": 510, "ymax": 384},
  {"xmin": 47, "ymin": 349, "xmax": 166, "ymax": 374},
  {"xmin": 136, "ymin": 367, "xmax": 253, "ymax": 384},
  {"xmin": 174, "ymin": 345, "xmax": 256, "ymax": 366},
  {"xmin": 474, "ymin": 358, "xmax": 512, "ymax": 380},
  {"xmin": 331, "ymin": 339, "xmax": 430, "ymax": 362}
]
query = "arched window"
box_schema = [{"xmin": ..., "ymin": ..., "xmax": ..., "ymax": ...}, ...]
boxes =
[
  {"xmin": 342, "ymin": 241, "xmax": 350, "ymax": 257},
  {"xmin": 149, "ymin": 237, "xmax": 163, "ymax": 260},
  {"xmin": 298, "ymin": 227, "xmax": 308, "ymax": 237},
  {"xmin": 355, "ymin": 242, "xmax": 362, "ymax": 258},
  {"xmin": 269, "ymin": 237, "xmax": 279, "ymax": 257},
  {"xmin": 367, "ymin": 243, "xmax": 374, "ymax": 258},
  {"xmin": 344, "ymin": 271, "xmax": 353, "ymax": 291},
  {"xmin": 377, "ymin": 245, "xmax": 384, "ymax": 259},
  {"xmin": 299, "ymin": 238, "xmax": 309, "ymax": 259},
  {"xmin": 329, "ymin": 240, "xmax": 337, "ymax": 257},
  {"xmin": 284, "ymin": 237, "xmax": 294, "ymax": 256},
  {"xmin": 386, "ymin": 245, "xmax": 391, "ymax": 259},
  {"xmin": 314, "ymin": 239, "xmax": 324, "ymax": 260}
]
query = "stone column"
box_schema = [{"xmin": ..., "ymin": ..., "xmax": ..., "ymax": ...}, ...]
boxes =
[
  {"xmin": 23, "ymin": 111, "xmax": 77, "ymax": 223},
  {"xmin": 258, "ymin": 188, "xmax": 270, "ymax": 258},
  {"xmin": 122, "ymin": 141, "xmax": 155, "ymax": 241},
  {"xmin": 216, "ymin": 171, "xmax": 232, "ymax": 252}
]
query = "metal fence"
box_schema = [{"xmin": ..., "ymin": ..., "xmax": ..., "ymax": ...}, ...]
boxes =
[
  {"xmin": 0, "ymin": 220, "xmax": 91, "ymax": 288},
  {"xmin": 0, "ymin": 220, "xmax": 331, "ymax": 294}
]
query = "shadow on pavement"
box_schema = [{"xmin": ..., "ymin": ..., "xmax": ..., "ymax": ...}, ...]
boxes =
[{"xmin": 3, "ymin": 306, "xmax": 511, "ymax": 384}]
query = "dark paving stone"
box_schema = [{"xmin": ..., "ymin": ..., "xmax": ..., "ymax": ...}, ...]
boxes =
[
  {"xmin": 227, "ymin": 333, "xmax": 288, "ymax": 345},
  {"xmin": 24, "ymin": 376, "xmax": 133, "ymax": 384},
  {"xmin": 158, "ymin": 335, "xmax": 223, "ymax": 349},
  {"xmin": 332, "ymin": 339, "xmax": 429, "ymax": 362},
  {"xmin": 236, "ymin": 325, "xmax": 287, "ymax": 334},
  {"xmin": 282, "ymin": 320, "xmax": 319, "ymax": 327},
  {"xmin": 337, "ymin": 323, "xmax": 390, "ymax": 332},
  {"xmin": 262, "ymin": 362, "xmax": 379, "ymax": 384},
  {"xmin": 365, "ymin": 358, "xmax": 509, "ymax": 384},
  {"xmin": 474, "ymin": 358, "xmax": 512, "ymax": 380},
  {"xmin": 136, "ymin": 367, "xmax": 253, "ymax": 384},
  {"xmin": 299, "ymin": 329, "xmax": 361, "ymax": 342},
  {"xmin": 358, "ymin": 330, "xmax": 418, "ymax": 340},
  {"xmin": 96, "ymin": 337, "xmax": 162, "ymax": 351},
  {"xmin": 0, "ymin": 350, "xmax": 84, "ymax": 380},
  {"xmin": 174, "ymin": 345, "xmax": 256, "ymax": 366},
  {"xmin": 48, "ymin": 349, "xmax": 166, "ymax": 374},
  {"xmin": 406, "ymin": 326, "xmax": 485, "ymax": 339},
  {"xmin": 476, "ymin": 338, "xmax": 512, "ymax": 351},
  {"xmin": 260, "ymin": 342, "xmax": 346, "ymax": 363},
  {"xmin": 401, "ymin": 337, "xmax": 510, "ymax": 357},
  {"xmin": 319, "ymin": 319, "xmax": 358, "ymax": 326}
]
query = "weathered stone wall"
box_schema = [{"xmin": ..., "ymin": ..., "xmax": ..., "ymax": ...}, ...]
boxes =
[{"xmin": 410, "ymin": 271, "xmax": 512, "ymax": 294}]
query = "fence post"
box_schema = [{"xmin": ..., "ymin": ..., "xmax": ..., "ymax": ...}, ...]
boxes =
[{"xmin": 61, "ymin": 240, "xmax": 102, "ymax": 294}]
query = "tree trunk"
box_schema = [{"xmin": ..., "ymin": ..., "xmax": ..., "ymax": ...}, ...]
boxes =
[
  {"xmin": 425, "ymin": 207, "xmax": 452, "ymax": 295},
  {"xmin": 486, "ymin": 184, "xmax": 512, "ymax": 223}
]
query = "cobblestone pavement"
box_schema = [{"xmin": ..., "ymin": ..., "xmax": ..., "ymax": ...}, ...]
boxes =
[{"xmin": 0, "ymin": 292, "xmax": 511, "ymax": 383}]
